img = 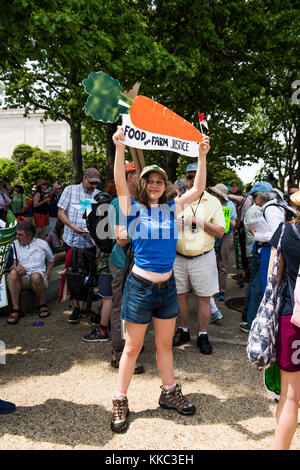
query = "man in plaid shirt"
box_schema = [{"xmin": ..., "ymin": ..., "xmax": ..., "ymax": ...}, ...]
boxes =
[{"xmin": 58, "ymin": 168, "xmax": 101, "ymax": 322}]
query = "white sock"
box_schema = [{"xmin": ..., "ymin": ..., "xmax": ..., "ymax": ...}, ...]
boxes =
[
  {"xmin": 163, "ymin": 383, "xmax": 176, "ymax": 391},
  {"xmin": 198, "ymin": 331, "xmax": 207, "ymax": 337},
  {"xmin": 179, "ymin": 327, "xmax": 189, "ymax": 333},
  {"xmin": 210, "ymin": 297, "xmax": 218, "ymax": 314}
]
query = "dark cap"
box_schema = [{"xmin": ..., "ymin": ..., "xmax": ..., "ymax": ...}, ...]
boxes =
[{"xmin": 84, "ymin": 168, "xmax": 100, "ymax": 183}]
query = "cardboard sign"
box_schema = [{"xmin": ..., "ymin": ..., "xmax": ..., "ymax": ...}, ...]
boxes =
[
  {"xmin": 82, "ymin": 71, "xmax": 204, "ymax": 157},
  {"xmin": 223, "ymin": 206, "xmax": 231, "ymax": 234},
  {"xmin": 122, "ymin": 114, "xmax": 199, "ymax": 157}
]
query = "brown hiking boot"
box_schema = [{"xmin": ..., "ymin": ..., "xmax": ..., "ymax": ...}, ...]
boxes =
[
  {"xmin": 111, "ymin": 351, "xmax": 144, "ymax": 374},
  {"xmin": 159, "ymin": 383, "xmax": 196, "ymax": 415},
  {"xmin": 110, "ymin": 396, "xmax": 130, "ymax": 433}
]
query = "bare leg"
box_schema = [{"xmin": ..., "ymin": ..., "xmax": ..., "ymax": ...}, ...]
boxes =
[
  {"xmin": 100, "ymin": 298, "xmax": 113, "ymax": 327},
  {"xmin": 8, "ymin": 269, "xmax": 22, "ymax": 310},
  {"xmin": 153, "ymin": 317, "xmax": 176, "ymax": 386},
  {"xmin": 197, "ymin": 296, "xmax": 211, "ymax": 332},
  {"xmin": 177, "ymin": 292, "xmax": 189, "ymax": 328},
  {"xmin": 117, "ymin": 322, "xmax": 148, "ymax": 394},
  {"xmin": 30, "ymin": 273, "xmax": 46, "ymax": 306},
  {"xmin": 275, "ymin": 370, "xmax": 300, "ymax": 450}
]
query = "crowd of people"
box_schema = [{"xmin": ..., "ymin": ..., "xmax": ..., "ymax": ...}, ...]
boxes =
[{"xmin": 0, "ymin": 134, "xmax": 300, "ymax": 449}]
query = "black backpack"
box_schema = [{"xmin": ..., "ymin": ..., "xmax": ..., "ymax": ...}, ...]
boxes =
[
  {"xmin": 86, "ymin": 192, "xmax": 115, "ymax": 253},
  {"xmin": 65, "ymin": 248, "xmax": 95, "ymax": 308}
]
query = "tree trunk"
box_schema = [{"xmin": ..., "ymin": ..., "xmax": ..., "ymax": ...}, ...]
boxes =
[
  {"xmin": 70, "ymin": 115, "xmax": 83, "ymax": 184},
  {"xmin": 105, "ymin": 123, "xmax": 118, "ymax": 182}
]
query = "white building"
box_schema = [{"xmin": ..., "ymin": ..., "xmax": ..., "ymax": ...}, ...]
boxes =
[{"xmin": 0, "ymin": 108, "xmax": 72, "ymax": 158}]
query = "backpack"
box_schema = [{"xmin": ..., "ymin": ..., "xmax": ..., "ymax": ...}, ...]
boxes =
[
  {"xmin": 86, "ymin": 192, "xmax": 115, "ymax": 253},
  {"xmin": 65, "ymin": 248, "xmax": 95, "ymax": 308},
  {"xmin": 263, "ymin": 202, "xmax": 297, "ymax": 223}
]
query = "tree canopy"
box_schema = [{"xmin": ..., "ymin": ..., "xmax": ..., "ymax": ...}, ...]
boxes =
[{"xmin": 0, "ymin": 0, "xmax": 299, "ymax": 188}]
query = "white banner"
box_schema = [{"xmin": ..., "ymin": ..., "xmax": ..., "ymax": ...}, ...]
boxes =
[{"xmin": 122, "ymin": 114, "xmax": 199, "ymax": 157}]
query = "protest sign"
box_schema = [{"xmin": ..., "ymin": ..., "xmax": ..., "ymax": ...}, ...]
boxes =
[
  {"xmin": 0, "ymin": 211, "xmax": 17, "ymax": 285},
  {"xmin": 223, "ymin": 206, "xmax": 231, "ymax": 234},
  {"xmin": 82, "ymin": 71, "xmax": 204, "ymax": 157},
  {"xmin": 122, "ymin": 114, "xmax": 199, "ymax": 157},
  {"xmin": 0, "ymin": 277, "xmax": 8, "ymax": 308}
]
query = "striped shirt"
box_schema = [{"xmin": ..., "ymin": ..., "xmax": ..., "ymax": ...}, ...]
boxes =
[{"xmin": 57, "ymin": 183, "xmax": 100, "ymax": 248}]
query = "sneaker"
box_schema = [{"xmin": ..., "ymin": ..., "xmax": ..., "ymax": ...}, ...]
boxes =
[
  {"xmin": 172, "ymin": 328, "xmax": 190, "ymax": 347},
  {"xmin": 197, "ymin": 334, "xmax": 212, "ymax": 354},
  {"xmin": 209, "ymin": 310, "xmax": 224, "ymax": 323},
  {"xmin": 240, "ymin": 323, "xmax": 251, "ymax": 333},
  {"xmin": 159, "ymin": 383, "xmax": 195, "ymax": 416},
  {"xmin": 0, "ymin": 399, "xmax": 16, "ymax": 415},
  {"xmin": 111, "ymin": 396, "xmax": 130, "ymax": 433},
  {"xmin": 68, "ymin": 308, "xmax": 81, "ymax": 323},
  {"xmin": 218, "ymin": 292, "xmax": 226, "ymax": 301},
  {"xmin": 111, "ymin": 352, "xmax": 145, "ymax": 375},
  {"xmin": 82, "ymin": 328, "xmax": 109, "ymax": 342}
]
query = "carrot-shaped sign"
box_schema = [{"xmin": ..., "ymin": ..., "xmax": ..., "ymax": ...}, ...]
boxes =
[{"xmin": 82, "ymin": 71, "xmax": 205, "ymax": 157}]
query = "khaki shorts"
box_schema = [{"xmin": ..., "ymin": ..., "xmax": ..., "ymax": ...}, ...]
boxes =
[
  {"xmin": 174, "ymin": 249, "xmax": 219, "ymax": 297},
  {"xmin": 8, "ymin": 271, "xmax": 48, "ymax": 290}
]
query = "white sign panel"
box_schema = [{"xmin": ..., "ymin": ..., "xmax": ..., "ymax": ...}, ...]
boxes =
[{"xmin": 122, "ymin": 114, "xmax": 199, "ymax": 157}]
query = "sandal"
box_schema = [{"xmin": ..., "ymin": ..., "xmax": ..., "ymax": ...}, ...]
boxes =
[
  {"xmin": 7, "ymin": 309, "xmax": 24, "ymax": 325},
  {"xmin": 37, "ymin": 303, "xmax": 50, "ymax": 319}
]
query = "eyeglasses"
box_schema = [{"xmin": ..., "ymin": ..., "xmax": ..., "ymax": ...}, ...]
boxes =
[
  {"xmin": 186, "ymin": 175, "xmax": 195, "ymax": 181},
  {"xmin": 146, "ymin": 179, "xmax": 165, "ymax": 186}
]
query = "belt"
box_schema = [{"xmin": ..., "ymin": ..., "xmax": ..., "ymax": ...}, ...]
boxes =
[
  {"xmin": 176, "ymin": 249, "xmax": 212, "ymax": 259},
  {"xmin": 131, "ymin": 272, "xmax": 172, "ymax": 289}
]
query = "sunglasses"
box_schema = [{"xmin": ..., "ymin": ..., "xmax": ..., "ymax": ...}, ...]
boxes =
[
  {"xmin": 186, "ymin": 175, "xmax": 195, "ymax": 180},
  {"xmin": 87, "ymin": 181, "xmax": 98, "ymax": 186}
]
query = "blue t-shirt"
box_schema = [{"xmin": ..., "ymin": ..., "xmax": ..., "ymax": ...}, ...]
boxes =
[
  {"xmin": 108, "ymin": 197, "xmax": 127, "ymax": 269},
  {"xmin": 123, "ymin": 199, "xmax": 178, "ymax": 273}
]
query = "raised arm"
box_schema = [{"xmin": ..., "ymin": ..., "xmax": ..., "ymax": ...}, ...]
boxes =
[
  {"xmin": 175, "ymin": 135, "xmax": 209, "ymax": 215},
  {"xmin": 112, "ymin": 126, "xmax": 131, "ymax": 217}
]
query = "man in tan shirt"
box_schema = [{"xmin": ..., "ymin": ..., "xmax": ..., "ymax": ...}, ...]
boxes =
[{"xmin": 173, "ymin": 164, "xmax": 226, "ymax": 354}]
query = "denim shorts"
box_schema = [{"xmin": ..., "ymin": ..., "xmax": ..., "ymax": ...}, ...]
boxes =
[
  {"xmin": 121, "ymin": 272, "xmax": 179, "ymax": 324},
  {"xmin": 98, "ymin": 274, "xmax": 113, "ymax": 298}
]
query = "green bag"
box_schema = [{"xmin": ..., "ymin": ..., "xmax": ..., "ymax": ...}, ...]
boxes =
[{"xmin": 264, "ymin": 363, "xmax": 281, "ymax": 402}]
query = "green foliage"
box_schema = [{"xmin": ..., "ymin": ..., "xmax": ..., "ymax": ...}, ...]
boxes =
[
  {"xmin": 0, "ymin": 159, "xmax": 17, "ymax": 182},
  {"xmin": 11, "ymin": 144, "xmax": 40, "ymax": 169}
]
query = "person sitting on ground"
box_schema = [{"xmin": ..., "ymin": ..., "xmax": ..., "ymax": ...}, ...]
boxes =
[{"xmin": 7, "ymin": 220, "xmax": 54, "ymax": 324}]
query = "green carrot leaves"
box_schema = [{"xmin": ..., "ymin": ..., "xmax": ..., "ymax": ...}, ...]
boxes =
[{"xmin": 82, "ymin": 71, "xmax": 132, "ymax": 123}]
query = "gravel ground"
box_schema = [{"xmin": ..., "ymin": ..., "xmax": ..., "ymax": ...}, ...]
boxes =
[{"xmin": 0, "ymin": 256, "xmax": 299, "ymax": 451}]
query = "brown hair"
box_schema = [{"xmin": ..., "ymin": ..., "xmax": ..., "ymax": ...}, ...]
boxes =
[
  {"xmin": 104, "ymin": 179, "xmax": 117, "ymax": 198},
  {"xmin": 136, "ymin": 176, "xmax": 167, "ymax": 207}
]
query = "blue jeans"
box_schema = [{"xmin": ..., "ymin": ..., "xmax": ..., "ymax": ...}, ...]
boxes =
[
  {"xmin": 243, "ymin": 256, "xmax": 263, "ymax": 327},
  {"xmin": 260, "ymin": 244, "xmax": 271, "ymax": 294},
  {"xmin": 121, "ymin": 272, "xmax": 179, "ymax": 324}
]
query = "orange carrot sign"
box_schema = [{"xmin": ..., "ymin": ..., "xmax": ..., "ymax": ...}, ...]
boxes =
[{"xmin": 82, "ymin": 71, "xmax": 205, "ymax": 157}]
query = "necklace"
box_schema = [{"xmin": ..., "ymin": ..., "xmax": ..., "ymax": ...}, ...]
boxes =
[{"xmin": 190, "ymin": 194, "xmax": 203, "ymax": 233}]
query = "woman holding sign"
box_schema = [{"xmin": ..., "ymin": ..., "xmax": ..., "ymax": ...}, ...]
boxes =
[{"xmin": 111, "ymin": 126, "xmax": 209, "ymax": 433}]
